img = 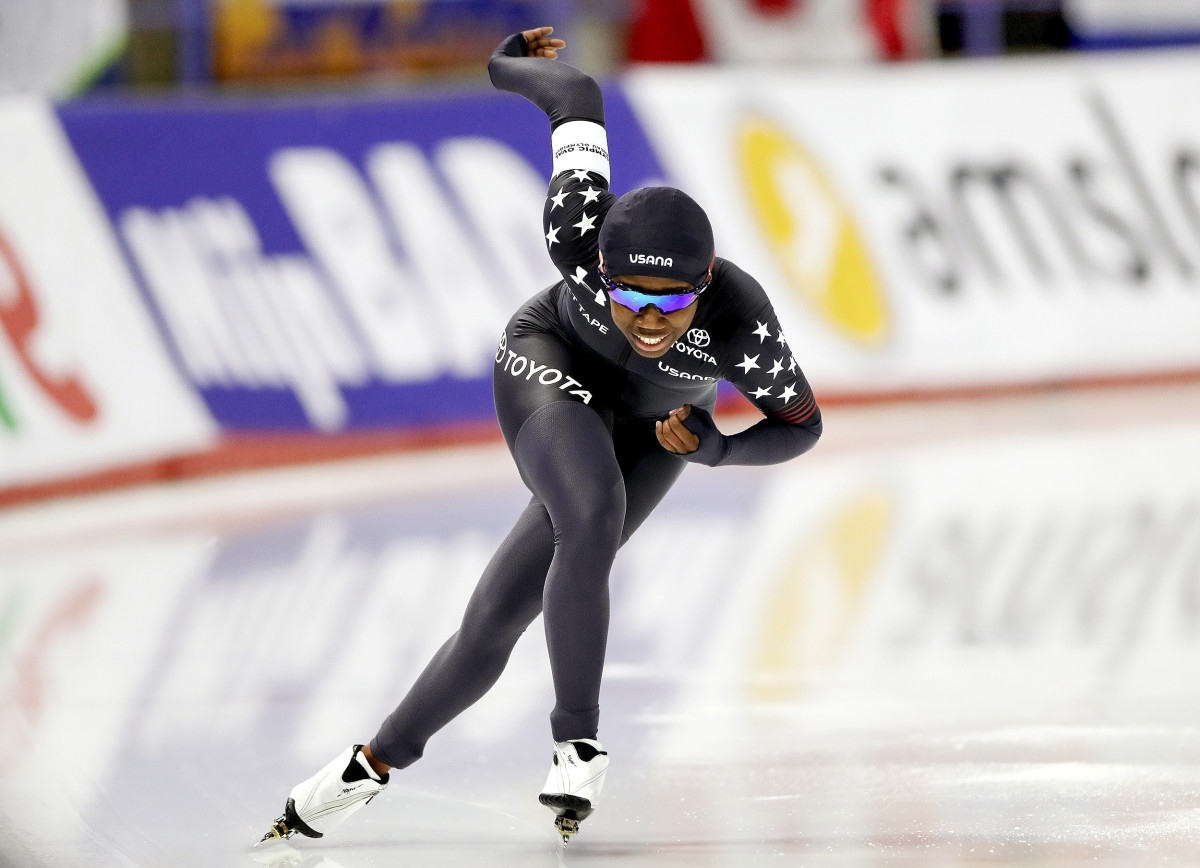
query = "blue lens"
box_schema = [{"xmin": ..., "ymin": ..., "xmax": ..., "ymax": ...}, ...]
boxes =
[{"xmin": 606, "ymin": 285, "xmax": 699, "ymax": 314}]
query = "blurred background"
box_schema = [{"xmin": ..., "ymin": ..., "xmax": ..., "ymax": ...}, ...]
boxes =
[
  {"xmin": 5, "ymin": 2, "xmax": 1200, "ymax": 866},
  {"xmin": 5, "ymin": 0, "xmax": 1200, "ymax": 501},
  {"xmin": 8, "ymin": 0, "xmax": 1200, "ymax": 98}
]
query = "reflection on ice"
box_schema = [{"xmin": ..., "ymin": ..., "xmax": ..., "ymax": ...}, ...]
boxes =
[{"xmin": 2, "ymin": 387, "xmax": 1200, "ymax": 866}]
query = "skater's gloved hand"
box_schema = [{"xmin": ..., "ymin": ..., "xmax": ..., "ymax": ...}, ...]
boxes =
[{"xmin": 656, "ymin": 405, "xmax": 730, "ymax": 466}]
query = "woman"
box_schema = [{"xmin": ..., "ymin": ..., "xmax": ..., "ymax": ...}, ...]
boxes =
[{"xmin": 259, "ymin": 25, "xmax": 822, "ymax": 847}]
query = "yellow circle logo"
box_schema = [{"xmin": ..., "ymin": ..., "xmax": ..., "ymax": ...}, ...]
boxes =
[{"xmin": 738, "ymin": 116, "xmax": 889, "ymax": 347}]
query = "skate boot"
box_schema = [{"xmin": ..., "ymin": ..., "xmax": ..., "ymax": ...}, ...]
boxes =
[
  {"xmin": 538, "ymin": 738, "xmax": 608, "ymax": 843},
  {"xmin": 257, "ymin": 745, "xmax": 388, "ymax": 845}
]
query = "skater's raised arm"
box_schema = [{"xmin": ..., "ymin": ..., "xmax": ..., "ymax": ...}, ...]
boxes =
[
  {"xmin": 489, "ymin": 27, "xmax": 610, "ymax": 187},
  {"xmin": 490, "ymin": 26, "xmax": 615, "ymax": 281},
  {"xmin": 488, "ymin": 27, "xmax": 604, "ymax": 130}
]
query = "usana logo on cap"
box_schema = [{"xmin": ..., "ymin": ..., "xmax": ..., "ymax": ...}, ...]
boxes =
[{"xmin": 629, "ymin": 254, "xmax": 673, "ymax": 267}]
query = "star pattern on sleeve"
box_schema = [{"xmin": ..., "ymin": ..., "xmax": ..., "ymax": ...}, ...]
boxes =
[
  {"xmin": 573, "ymin": 211, "xmax": 597, "ymax": 236},
  {"xmin": 542, "ymin": 169, "xmax": 618, "ymax": 308},
  {"xmin": 728, "ymin": 314, "xmax": 818, "ymax": 427},
  {"xmin": 737, "ymin": 358, "xmax": 818, "ymax": 424},
  {"xmin": 735, "ymin": 353, "xmax": 761, "ymax": 374}
]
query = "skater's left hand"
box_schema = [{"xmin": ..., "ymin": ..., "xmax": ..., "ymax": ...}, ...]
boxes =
[
  {"xmin": 521, "ymin": 26, "xmax": 565, "ymax": 58},
  {"xmin": 657, "ymin": 405, "xmax": 731, "ymax": 466}
]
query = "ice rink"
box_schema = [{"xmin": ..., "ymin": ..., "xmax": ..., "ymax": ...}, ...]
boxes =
[{"xmin": 3, "ymin": 384, "xmax": 1200, "ymax": 867}]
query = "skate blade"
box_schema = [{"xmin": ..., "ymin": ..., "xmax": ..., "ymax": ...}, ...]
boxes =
[
  {"xmin": 554, "ymin": 815, "xmax": 580, "ymax": 843},
  {"xmin": 256, "ymin": 816, "xmax": 295, "ymax": 845}
]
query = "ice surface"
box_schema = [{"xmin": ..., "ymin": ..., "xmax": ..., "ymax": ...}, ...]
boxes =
[{"xmin": 2, "ymin": 383, "xmax": 1200, "ymax": 866}]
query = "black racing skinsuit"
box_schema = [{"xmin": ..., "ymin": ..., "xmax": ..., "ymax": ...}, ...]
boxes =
[{"xmin": 370, "ymin": 34, "xmax": 822, "ymax": 768}]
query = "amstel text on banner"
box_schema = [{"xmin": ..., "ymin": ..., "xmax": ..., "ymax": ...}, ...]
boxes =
[{"xmin": 626, "ymin": 54, "xmax": 1200, "ymax": 396}]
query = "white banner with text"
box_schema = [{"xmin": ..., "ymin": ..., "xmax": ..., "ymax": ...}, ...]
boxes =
[{"xmin": 627, "ymin": 51, "xmax": 1200, "ymax": 396}]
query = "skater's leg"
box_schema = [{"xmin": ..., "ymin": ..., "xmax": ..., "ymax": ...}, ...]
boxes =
[
  {"xmin": 512, "ymin": 401, "xmax": 627, "ymax": 742},
  {"xmin": 366, "ymin": 417, "xmax": 691, "ymax": 768},
  {"xmin": 369, "ymin": 306, "xmax": 611, "ymax": 768},
  {"xmin": 513, "ymin": 407, "xmax": 694, "ymax": 742},
  {"xmin": 369, "ymin": 498, "xmax": 555, "ymax": 769},
  {"xmin": 533, "ymin": 421, "xmax": 690, "ymax": 842},
  {"xmin": 261, "ymin": 506, "xmax": 556, "ymax": 841}
]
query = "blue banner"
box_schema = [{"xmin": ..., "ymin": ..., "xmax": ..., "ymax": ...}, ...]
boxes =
[{"xmin": 58, "ymin": 86, "xmax": 666, "ymax": 433}]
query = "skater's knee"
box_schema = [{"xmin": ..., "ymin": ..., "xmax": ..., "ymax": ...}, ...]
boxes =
[{"xmin": 554, "ymin": 481, "xmax": 624, "ymax": 552}]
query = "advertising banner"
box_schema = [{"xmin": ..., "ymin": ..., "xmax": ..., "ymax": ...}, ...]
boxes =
[
  {"xmin": 0, "ymin": 98, "xmax": 216, "ymax": 490},
  {"xmin": 625, "ymin": 52, "xmax": 1200, "ymax": 396},
  {"xmin": 57, "ymin": 89, "xmax": 667, "ymax": 434}
]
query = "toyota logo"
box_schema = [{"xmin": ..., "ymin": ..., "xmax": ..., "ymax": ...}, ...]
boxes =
[{"xmin": 686, "ymin": 329, "xmax": 711, "ymax": 347}]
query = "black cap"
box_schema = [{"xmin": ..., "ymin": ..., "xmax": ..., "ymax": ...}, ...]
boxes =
[{"xmin": 599, "ymin": 187, "xmax": 714, "ymax": 287}]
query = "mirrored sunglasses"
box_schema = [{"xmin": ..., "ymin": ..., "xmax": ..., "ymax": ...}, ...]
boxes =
[{"xmin": 601, "ymin": 272, "xmax": 711, "ymax": 314}]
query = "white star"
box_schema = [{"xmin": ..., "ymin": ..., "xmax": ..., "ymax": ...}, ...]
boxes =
[
  {"xmin": 767, "ymin": 358, "xmax": 785, "ymax": 378},
  {"xmin": 571, "ymin": 266, "xmax": 589, "ymax": 286},
  {"xmin": 752, "ymin": 386, "xmax": 772, "ymax": 399},
  {"xmin": 776, "ymin": 330, "xmax": 789, "ymax": 348},
  {"xmin": 571, "ymin": 169, "xmax": 591, "ymax": 182},
  {"xmin": 779, "ymin": 383, "xmax": 798, "ymax": 402},
  {"xmin": 788, "ymin": 356, "xmax": 798, "ymax": 373},
  {"xmin": 545, "ymin": 224, "xmax": 560, "ymax": 247},
  {"xmin": 578, "ymin": 186, "xmax": 602, "ymax": 204},
  {"xmin": 549, "ymin": 189, "xmax": 569, "ymax": 210},
  {"xmin": 573, "ymin": 211, "xmax": 597, "ymax": 236},
  {"xmin": 752, "ymin": 321, "xmax": 771, "ymax": 343},
  {"xmin": 735, "ymin": 353, "xmax": 760, "ymax": 374}
]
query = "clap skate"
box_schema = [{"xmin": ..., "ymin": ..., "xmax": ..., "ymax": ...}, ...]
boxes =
[
  {"xmin": 538, "ymin": 738, "xmax": 608, "ymax": 843},
  {"xmin": 257, "ymin": 744, "xmax": 388, "ymax": 845}
]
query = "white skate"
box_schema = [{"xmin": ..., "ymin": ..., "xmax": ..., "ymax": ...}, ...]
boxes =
[
  {"xmin": 538, "ymin": 738, "xmax": 609, "ymax": 842},
  {"xmin": 257, "ymin": 745, "xmax": 388, "ymax": 844}
]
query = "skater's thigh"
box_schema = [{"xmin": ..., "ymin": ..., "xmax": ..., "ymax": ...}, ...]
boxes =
[
  {"xmin": 494, "ymin": 308, "xmax": 625, "ymax": 545},
  {"xmin": 493, "ymin": 311, "xmax": 613, "ymax": 454}
]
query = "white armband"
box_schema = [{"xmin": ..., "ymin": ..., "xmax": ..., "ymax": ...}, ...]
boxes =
[{"xmin": 551, "ymin": 120, "xmax": 610, "ymax": 182}]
